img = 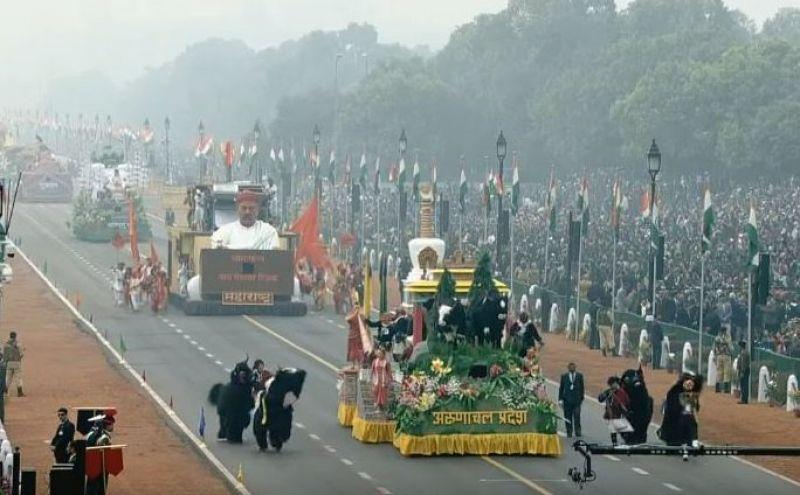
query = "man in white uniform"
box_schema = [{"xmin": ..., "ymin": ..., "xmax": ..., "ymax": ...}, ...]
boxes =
[
  {"xmin": 211, "ymin": 190, "xmax": 279, "ymax": 250},
  {"xmin": 186, "ymin": 190, "xmax": 279, "ymax": 301}
]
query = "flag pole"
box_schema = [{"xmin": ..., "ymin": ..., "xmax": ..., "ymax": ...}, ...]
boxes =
[
  {"xmin": 575, "ymin": 220, "xmax": 583, "ymax": 342},
  {"xmin": 611, "ymin": 228, "xmax": 617, "ymax": 351},
  {"xmin": 698, "ymin": 253, "xmax": 705, "ymax": 374},
  {"xmin": 748, "ymin": 269, "xmax": 753, "ymax": 402},
  {"xmin": 510, "ymin": 209, "xmax": 515, "ymax": 300},
  {"xmin": 459, "ymin": 206, "xmax": 464, "ymax": 253},
  {"xmin": 543, "ymin": 230, "xmax": 550, "ymax": 287},
  {"xmin": 376, "ymin": 191, "xmax": 381, "ymax": 260}
]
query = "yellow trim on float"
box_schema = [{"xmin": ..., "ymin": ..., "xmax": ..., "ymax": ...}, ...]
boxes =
[
  {"xmin": 337, "ymin": 402, "xmax": 357, "ymax": 427},
  {"xmin": 351, "ymin": 413, "xmax": 396, "ymax": 443},
  {"xmin": 392, "ymin": 432, "xmax": 562, "ymax": 457}
]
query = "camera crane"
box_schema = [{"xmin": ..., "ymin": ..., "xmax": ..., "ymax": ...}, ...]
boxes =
[{"xmin": 568, "ymin": 440, "xmax": 800, "ymax": 489}]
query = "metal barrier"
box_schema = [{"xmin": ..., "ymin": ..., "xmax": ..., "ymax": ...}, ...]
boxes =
[{"xmin": 521, "ymin": 283, "xmax": 800, "ymax": 404}]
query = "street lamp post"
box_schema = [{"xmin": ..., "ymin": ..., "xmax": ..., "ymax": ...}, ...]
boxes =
[
  {"xmin": 313, "ymin": 124, "xmax": 321, "ymax": 199},
  {"xmin": 495, "ymin": 131, "xmax": 507, "ymax": 267},
  {"xmin": 647, "ymin": 139, "xmax": 662, "ymax": 318},
  {"xmin": 398, "ymin": 129, "xmax": 408, "ymax": 259},
  {"xmin": 164, "ymin": 116, "xmax": 171, "ymax": 184}
]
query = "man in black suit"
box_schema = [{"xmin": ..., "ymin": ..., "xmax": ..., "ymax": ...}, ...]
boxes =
[
  {"xmin": 558, "ymin": 362, "xmax": 584, "ymax": 438},
  {"xmin": 50, "ymin": 407, "xmax": 75, "ymax": 463}
]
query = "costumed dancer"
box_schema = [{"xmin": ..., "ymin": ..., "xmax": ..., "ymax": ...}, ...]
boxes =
[
  {"xmin": 391, "ymin": 309, "xmax": 411, "ymax": 361},
  {"xmin": 111, "ymin": 263, "xmax": 126, "ymax": 307},
  {"xmin": 253, "ymin": 368, "xmax": 306, "ymax": 452},
  {"xmin": 659, "ymin": 373, "xmax": 703, "ymax": 459},
  {"xmin": 367, "ymin": 311, "xmax": 395, "ymax": 353},
  {"xmin": 208, "ymin": 357, "xmax": 255, "ymax": 443},
  {"xmin": 598, "ymin": 376, "xmax": 632, "ymax": 446},
  {"xmin": 620, "ymin": 367, "xmax": 653, "ymax": 445},
  {"xmin": 509, "ymin": 312, "xmax": 544, "ymax": 357},
  {"xmin": 128, "ymin": 267, "xmax": 143, "ymax": 312},
  {"xmin": 371, "ymin": 349, "xmax": 392, "ymax": 410}
]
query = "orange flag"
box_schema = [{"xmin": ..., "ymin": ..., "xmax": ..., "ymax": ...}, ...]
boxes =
[
  {"xmin": 149, "ymin": 241, "xmax": 159, "ymax": 264},
  {"xmin": 128, "ymin": 199, "xmax": 140, "ymax": 264},
  {"xmin": 289, "ymin": 196, "xmax": 331, "ymax": 269}
]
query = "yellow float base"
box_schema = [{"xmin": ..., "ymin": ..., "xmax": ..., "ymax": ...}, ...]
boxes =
[
  {"xmin": 337, "ymin": 402, "xmax": 357, "ymax": 427},
  {"xmin": 393, "ymin": 432, "xmax": 562, "ymax": 457},
  {"xmin": 351, "ymin": 413, "xmax": 396, "ymax": 443}
]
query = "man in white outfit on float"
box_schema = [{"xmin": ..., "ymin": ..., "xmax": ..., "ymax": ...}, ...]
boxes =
[{"xmin": 211, "ymin": 190, "xmax": 279, "ymax": 250}]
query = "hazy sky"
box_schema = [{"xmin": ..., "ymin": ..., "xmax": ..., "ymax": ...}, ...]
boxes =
[{"xmin": 1, "ymin": 0, "xmax": 799, "ymax": 105}]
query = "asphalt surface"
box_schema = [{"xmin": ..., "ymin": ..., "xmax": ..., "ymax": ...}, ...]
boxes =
[{"xmin": 10, "ymin": 200, "xmax": 800, "ymax": 495}]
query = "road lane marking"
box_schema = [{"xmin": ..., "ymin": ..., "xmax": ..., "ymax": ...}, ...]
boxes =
[
  {"xmin": 377, "ymin": 488, "xmax": 391, "ymax": 495},
  {"xmin": 242, "ymin": 316, "xmax": 339, "ymax": 373},
  {"xmin": 357, "ymin": 472, "xmax": 372, "ymax": 481},
  {"xmin": 176, "ymin": 329, "xmax": 183, "ymax": 334},
  {"xmin": 215, "ymin": 360, "xmax": 224, "ymax": 366},
  {"xmin": 324, "ymin": 445, "xmax": 336, "ymax": 453},
  {"xmin": 340, "ymin": 458, "xmax": 353, "ymax": 466},
  {"xmin": 244, "ymin": 315, "xmax": 558, "ymax": 494},
  {"xmin": 631, "ymin": 467, "xmax": 649, "ymax": 475},
  {"xmin": 480, "ymin": 456, "xmax": 554, "ymax": 495},
  {"xmin": 206, "ymin": 353, "xmax": 214, "ymax": 358},
  {"xmin": 295, "ymin": 422, "xmax": 305, "ymax": 429},
  {"xmin": 224, "ymin": 368, "xmax": 232, "ymax": 373},
  {"xmin": 663, "ymin": 483, "xmax": 682, "ymax": 492},
  {"xmin": 198, "ymin": 346, "xmax": 206, "ymax": 351},
  {"xmin": 168, "ymin": 323, "xmax": 176, "ymax": 328},
  {"xmin": 190, "ymin": 340, "xmax": 198, "ymax": 346},
  {"xmin": 309, "ymin": 434, "xmax": 321, "ymax": 441},
  {"xmin": 183, "ymin": 335, "xmax": 190, "ymax": 340},
  {"xmin": 604, "ymin": 455, "xmax": 620, "ymax": 461}
]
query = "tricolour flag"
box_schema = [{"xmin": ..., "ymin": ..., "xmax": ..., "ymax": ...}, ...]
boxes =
[
  {"xmin": 359, "ymin": 153, "xmax": 367, "ymax": 188},
  {"xmin": 195, "ymin": 135, "xmax": 213, "ymax": 157},
  {"xmin": 611, "ymin": 180, "xmax": 623, "ymax": 237},
  {"xmin": 487, "ymin": 170, "xmax": 497, "ymax": 198},
  {"xmin": 431, "ymin": 161, "xmax": 437, "ymax": 198},
  {"xmin": 412, "ymin": 160, "xmax": 420, "ymax": 198},
  {"xmin": 702, "ymin": 187, "xmax": 715, "ymax": 253},
  {"xmin": 459, "ymin": 168, "xmax": 467, "ymax": 212},
  {"xmin": 577, "ymin": 177, "xmax": 589, "ymax": 230},
  {"xmin": 640, "ymin": 189, "xmax": 650, "ymax": 218},
  {"xmin": 328, "ymin": 150, "xmax": 336, "ymax": 183},
  {"xmin": 511, "ymin": 161, "xmax": 520, "ymax": 215},
  {"xmin": 546, "ymin": 171, "xmax": 557, "ymax": 233},
  {"xmin": 397, "ymin": 158, "xmax": 406, "ymax": 189},
  {"xmin": 373, "ymin": 157, "xmax": 380, "ymax": 195},
  {"xmin": 746, "ymin": 200, "xmax": 759, "ymax": 268}
]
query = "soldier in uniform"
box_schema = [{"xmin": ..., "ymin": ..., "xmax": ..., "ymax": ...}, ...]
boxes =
[
  {"xmin": 713, "ymin": 327, "xmax": 733, "ymax": 393},
  {"xmin": 3, "ymin": 331, "xmax": 24, "ymax": 397},
  {"xmin": 86, "ymin": 413, "xmax": 115, "ymax": 495}
]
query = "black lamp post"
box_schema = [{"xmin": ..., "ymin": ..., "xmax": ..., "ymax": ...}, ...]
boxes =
[
  {"xmin": 164, "ymin": 116, "xmax": 171, "ymax": 184},
  {"xmin": 496, "ymin": 131, "xmax": 507, "ymax": 265},
  {"xmin": 313, "ymin": 124, "xmax": 321, "ymax": 198},
  {"xmin": 647, "ymin": 138, "xmax": 661, "ymax": 316}
]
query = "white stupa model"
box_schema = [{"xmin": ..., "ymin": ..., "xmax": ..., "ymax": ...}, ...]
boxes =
[{"xmin": 405, "ymin": 183, "xmax": 445, "ymax": 283}]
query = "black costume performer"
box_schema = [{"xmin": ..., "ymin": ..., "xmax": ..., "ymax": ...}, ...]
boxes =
[
  {"xmin": 209, "ymin": 357, "xmax": 255, "ymax": 443},
  {"xmin": 253, "ymin": 368, "xmax": 307, "ymax": 452}
]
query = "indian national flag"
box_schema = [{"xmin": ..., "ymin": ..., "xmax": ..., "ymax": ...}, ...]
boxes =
[
  {"xmin": 412, "ymin": 160, "xmax": 420, "ymax": 198},
  {"xmin": 702, "ymin": 187, "xmax": 715, "ymax": 253},
  {"xmin": 431, "ymin": 162, "xmax": 437, "ymax": 198},
  {"xmin": 487, "ymin": 170, "xmax": 497, "ymax": 198},
  {"xmin": 511, "ymin": 162, "xmax": 520, "ymax": 215},
  {"xmin": 746, "ymin": 201, "xmax": 759, "ymax": 268},
  {"xmin": 546, "ymin": 171, "xmax": 557, "ymax": 233},
  {"xmin": 611, "ymin": 180, "xmax": 623, "ymax": 236},
  {"xmin": 328, "ymin": 150, "xmax": 336, "ymax": 183},
  {"xmin": 359, "ymin": 153, "xmax": 367, "ymax": 188},
  {"xmin": 373, "ymin": 156, "xmax": 380, "ymax": 195},
  {"xmin": 398, "ymin": 158, "xmax": 406, "ymax": 189},
  {"xmin": 577, "ymin": 177, "xmax": 589, "ymax": 229},
  {"xmin": 459, "ymin": 168, "xmax": 467, "ymax": 212}
]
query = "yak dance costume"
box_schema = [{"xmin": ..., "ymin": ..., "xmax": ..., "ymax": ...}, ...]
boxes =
[
  {"xmin": 253, "ymin": 368, "xmax": 306, "ymax": 452},
  {"xmin": 659, "ymin": 373, "xmax": 703, "ymax": 456}
]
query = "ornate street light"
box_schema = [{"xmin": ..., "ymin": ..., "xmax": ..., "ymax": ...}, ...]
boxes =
[
  {"xmin": 647, "ymin": 138, "xmax": 662, "ymax": 317},
  {"xmin": 399, "ymin": 129, "xmax": 407, "ymax": 156},
  {"xmin": 496, "ymin": 130, "xmax": 507, "ymax": 267}
]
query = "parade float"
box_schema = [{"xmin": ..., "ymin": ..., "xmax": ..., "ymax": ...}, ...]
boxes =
[
  {"xmin": 164, "ymin": 181, "xmax": 307, "ymax": 316},
  {"xmin": 3, "ymin": 138, "xmax": 73, "ymax": 202},
  {"xmin": 70, "ymin": 147, "xmax": 151, "ymax": 243},
  {"xmin": 341, "ymin": 183, "xmax": 561, "ymax": 457}
]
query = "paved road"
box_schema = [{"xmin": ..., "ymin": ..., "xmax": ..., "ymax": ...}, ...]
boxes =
[{"xmin": 11, "ymin": 201, "xmax": 800, "ymax": 495}]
